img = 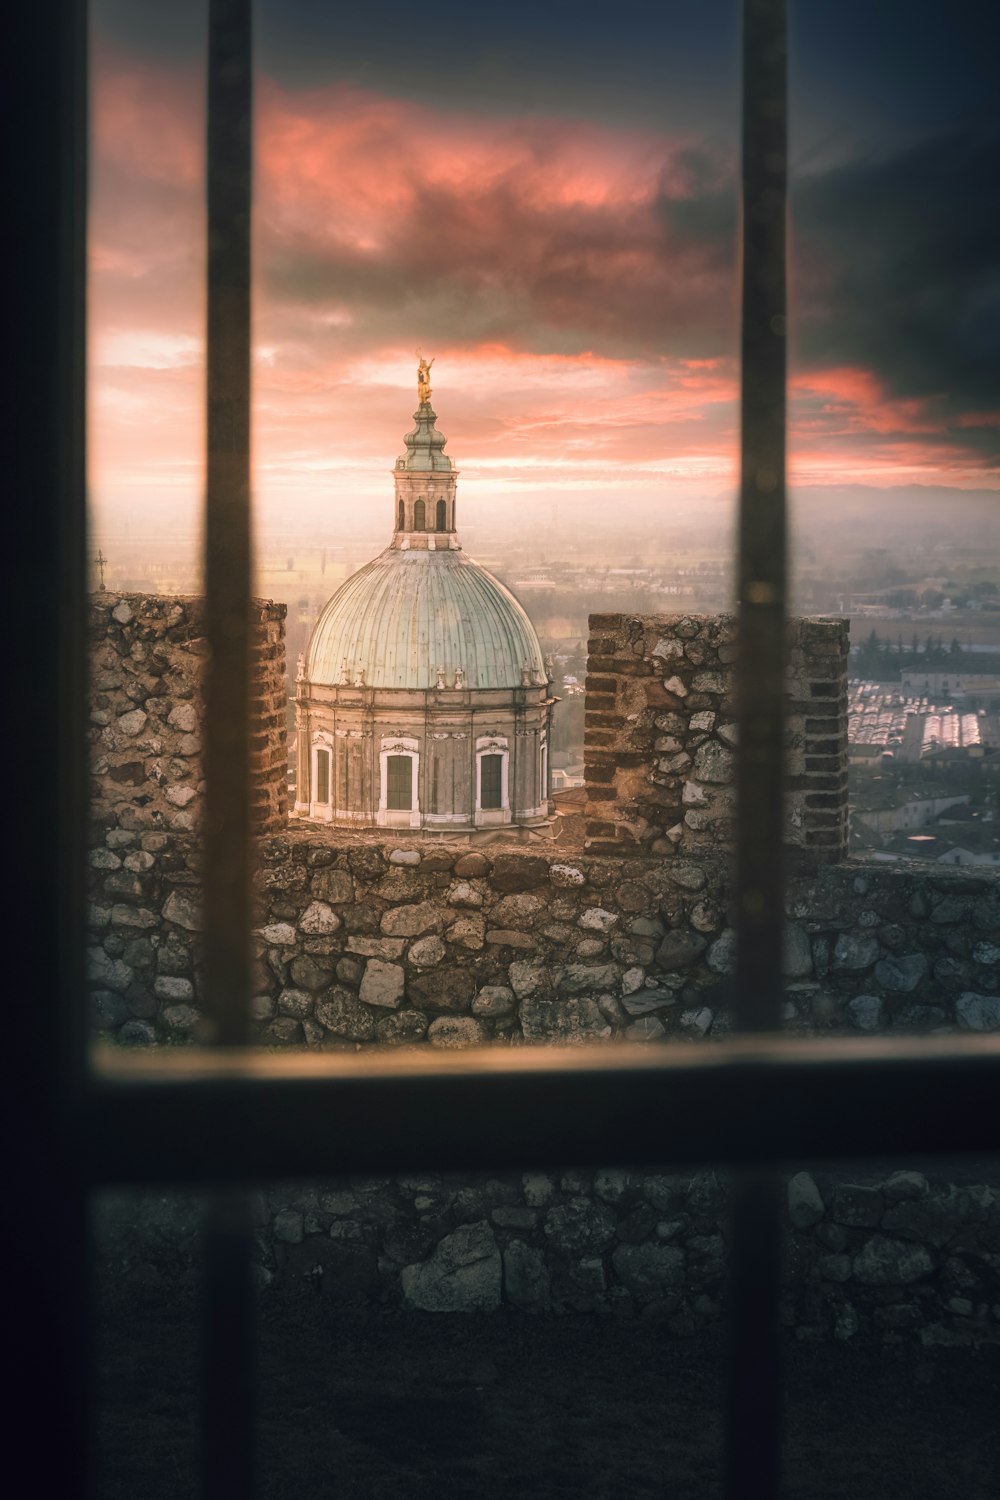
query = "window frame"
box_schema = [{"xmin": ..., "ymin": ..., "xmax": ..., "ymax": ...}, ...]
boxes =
[
  {"xmin": 475, "ymin": 737, "xmax": 510, "ymax": 824},
  {"xmin": 378, "ymin": 739, "xmax": 420, "ymax": 826},
  {"xmin": 480, "ymin": 752, "xmax": 503, "ymax": 810},
  {"xmin": 14, "ymin": 2, "xmax": 1000, "ymax": 1497},
  {"xmin": 310, "ymin": 738, "xmax": 332, "ymax": 815},
  {"xmin": 385, "ymin": 752, "xmax": 414, "ymax": 811}
]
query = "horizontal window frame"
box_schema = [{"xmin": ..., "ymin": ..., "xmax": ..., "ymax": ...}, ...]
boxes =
[{"xmin": 86, "ymin": 1034, "xmax": 1000, "ymax": 1186}]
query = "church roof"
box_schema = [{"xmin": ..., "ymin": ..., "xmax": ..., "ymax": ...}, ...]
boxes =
[
  {"xmin": 306, "ymin": 372, "xmax": 546, "ymax": 692},
  {"xmin": 395, "ymin": 401, "xmax": 455, "ymax": 473},
  {"xmin": 306, "ymin": 544, "xmax": 546, "ymax": 691}
]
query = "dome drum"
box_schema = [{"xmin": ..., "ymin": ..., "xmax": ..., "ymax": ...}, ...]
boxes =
[{"xmin": 294, "ymin": 700, "xmax": 551, "ymax": 831}]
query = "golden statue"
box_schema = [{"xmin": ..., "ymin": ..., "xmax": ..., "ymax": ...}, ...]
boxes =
[{"xmin": 416, "ymin": 354, "xmax": 434, "ymax": 406}]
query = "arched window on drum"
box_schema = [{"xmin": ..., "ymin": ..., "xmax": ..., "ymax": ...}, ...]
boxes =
[
  {"xmin": 436, "ymin": 498, "xmax": 446, "ymax": 531},
  {"xmin": 413, "ymin": 498, "xmax": 425, "ymax": 531}
]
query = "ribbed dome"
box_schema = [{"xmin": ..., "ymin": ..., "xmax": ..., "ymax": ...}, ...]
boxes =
[{"xmin": 306, "ymin": 546, "xmax": 546, "ymax": 691}]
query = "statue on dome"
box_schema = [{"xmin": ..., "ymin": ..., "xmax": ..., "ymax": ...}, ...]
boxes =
[{"xmin": 417, "ymin": 355, "xmax": 434, "ymax": 406}]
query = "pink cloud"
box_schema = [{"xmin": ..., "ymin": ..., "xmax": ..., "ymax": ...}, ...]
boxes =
[
  {"xmin": 86, "ymin": 60, "xmax": 997, "ymax": 538},
  {"xmin": 791, "ymin": 366, "xmax": 939, "ymax": 436}
]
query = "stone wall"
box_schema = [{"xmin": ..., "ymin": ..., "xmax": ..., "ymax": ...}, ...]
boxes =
[
  {"xmin": 87, "ymin": 835, "xmax": 1000, "ymax": 1046},
  {"xmin": 89, "ymin": 592, "xmax": 287, "ymax": 840},
  {"xmin": 261, "ymin": 1164, "xmax": 1000, "ymax": 1345},
  {"xmin": 100, "ymin": 1163, "xmax": 1000, "ymax": 1346},
  {"xmin": 584, "ymin": 614, "xmax": 849, "ymax": 863},
  {"xmin": 87, "ymin": 593, "xmax": 998, "ymax": 1340}
]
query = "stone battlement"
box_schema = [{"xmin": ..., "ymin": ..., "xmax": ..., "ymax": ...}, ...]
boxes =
[
  {"xmin": 89, "ymin": 592, "xmax": 287, "ymax": 837},
  {"xmin": 584, "ymin": 613, "xmax": 849, "ymax": 861}
]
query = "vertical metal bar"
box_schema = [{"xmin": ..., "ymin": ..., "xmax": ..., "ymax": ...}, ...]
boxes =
[
  {"xmin": 202, "ymin": 2, "xmax": 255, "ymax": 1496},
  {"xmin": 204, "ymin": 0, "xmax": 254, "ymax": 1047},
  {"xmin": 726, "ymin": 1170, "xmax": 785, "ymax": 1499},
  {"xmin": 8, "ymin": 0, "xmax": 91, "ymax": 1494},
  {"xmin": 202, "ymin": 1191, "xmax": 256, "ymax": 1498},
  {"xmin": 728, "ymin": 1, "xmax": 788, "ymax": 1497}
]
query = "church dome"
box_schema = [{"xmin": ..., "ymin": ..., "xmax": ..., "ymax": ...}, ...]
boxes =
[
  {"xmin": 306, "ymin": 544, "xmax": 546, "ymax": 691},
  {"xmin": 295, "ymin": 368, "xmax": 553, "ymax": 831}
]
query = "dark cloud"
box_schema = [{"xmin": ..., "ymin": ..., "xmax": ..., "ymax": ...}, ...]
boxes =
[
  {"xmin": 87, "ymin": 1, "xmax": 999, "ymax": 482},
  {"xmin": 259, "ymin": 114, "xmax": 1000, "ymax": 465},
  {"xmin": 258, "ymin": 127, "xmax": 739, "ymax": 364},
  {"xmin": 792, "ymin": 132, "xmax": 1000, "ymax": 455},
  {"xmin": 258, "ymin": 0, "xmax": 741, "ymax": 136}
]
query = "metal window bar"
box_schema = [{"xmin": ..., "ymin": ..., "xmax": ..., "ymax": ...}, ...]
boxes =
[
  {"xmin": 729, "ymin": 2, "xmax": 789, "ymax": 1490},
  {"xmin": 13, "ymin": 0, "xmax": 1000, "ymax": 1497},
  {"xmin": 201, "ymin": 7, "xmax": 256, "ymax": 1493}
]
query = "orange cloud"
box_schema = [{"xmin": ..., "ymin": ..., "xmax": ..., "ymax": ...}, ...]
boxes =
[
  {"xmin": 792, "ymin": 366, "xmax": 939, "ymax": 436},
  {"xmin": 86, "ymin": 57, "xmax": 997, "ymax": 546},
  {"xmin": 256, "ymin": 83, "xmax": 676, "ymax": 226}
]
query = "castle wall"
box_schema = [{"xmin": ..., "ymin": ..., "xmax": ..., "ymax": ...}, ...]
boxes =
[
  {"xmin": 88, "ymin": 594, "xmax": 999, "ymax": 1342},
  {"xmin": 88, "ymin": 835, "xmax": 1000, "ymax": 1048},
  {"xmin": 584, "ymin": 614, "xmax": 849, "ymax": 863},
  {"xmin": 99, "ymin": 1163, "xmax": 1000, "ymax": 1346},
  {"xmin": 89, "ymin": 592, "xmax": 287, "ymax": 839}
]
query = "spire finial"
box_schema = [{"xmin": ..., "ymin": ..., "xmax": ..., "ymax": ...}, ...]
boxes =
[{"xmin": 416, "ymin": 352, "xmax": 434, "ymax": 406}]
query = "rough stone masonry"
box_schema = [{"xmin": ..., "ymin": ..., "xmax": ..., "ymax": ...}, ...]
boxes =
[
  {"xmin": 89, "ymin": 591, "xmax": 287, "ymax": 839},
  {"xmin": 88, "ymin": 595, "xmax": 999, "ymax": 1342},
  {"xmin": 583, "ymin": 613, "xmax": 849, "ymax": 861}
]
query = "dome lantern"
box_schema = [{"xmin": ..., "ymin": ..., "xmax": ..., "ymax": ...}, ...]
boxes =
[{"xmin": 392, "ymin": 358, "xmax": 459, "ymax": 545}]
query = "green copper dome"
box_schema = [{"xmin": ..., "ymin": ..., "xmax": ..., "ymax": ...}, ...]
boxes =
[
  {"xmin": 396, "ymin": 402, "xmax": 455, "ymax": 473},
  {"xmin": 306, "ymin": 545, "xmax": 546, "ymax": 691}
]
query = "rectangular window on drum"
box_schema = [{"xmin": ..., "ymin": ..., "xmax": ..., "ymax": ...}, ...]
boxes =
[
  {"xmin": 315, "ymin": 749, "xmax": 330, "ymax": 804},
  {"xmin": 387, "ymin": 754, "xmax": 413, "ymax": 810},
  {"xmin": 481, "ymin": 754, "xmax": 503, "ymax": 810}
]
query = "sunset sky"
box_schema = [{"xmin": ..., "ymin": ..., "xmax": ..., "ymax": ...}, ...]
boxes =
[{"xmin": 89, "ymin": 0, "xmax": 1000, "ymax": 545}]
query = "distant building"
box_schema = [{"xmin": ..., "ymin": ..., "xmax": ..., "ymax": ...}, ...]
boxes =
[
  {"xmin": 899, "ymin": 671, "xmax": 1000, "ymax": 709},
  {"xmin": 551, "ymin": 763, "xmax": 585, "ymax": 791},
  {"xmin": 293, "ymin": 371, "xmax": 553, "ymax": 831},
  {"xmin": 847, "ymin": 680, "xmax": 999, "ymax": 769},
  {"xmin": 863, "ymin": 824, "xmax": 1000, "ymax": 867},
  {"xmin": 852, "ymin": 791, "xmax": 972, "ymax": 838}
]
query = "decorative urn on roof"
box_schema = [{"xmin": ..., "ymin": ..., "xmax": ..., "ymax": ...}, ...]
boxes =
[{"xmin": 294, "ymin": 366, "xmax": 553, "ymax": 832}]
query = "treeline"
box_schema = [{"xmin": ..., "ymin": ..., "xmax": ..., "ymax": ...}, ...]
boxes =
[{"xmin": 852, "ymin": 631, "xmax": 964, "ymax": 681}]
